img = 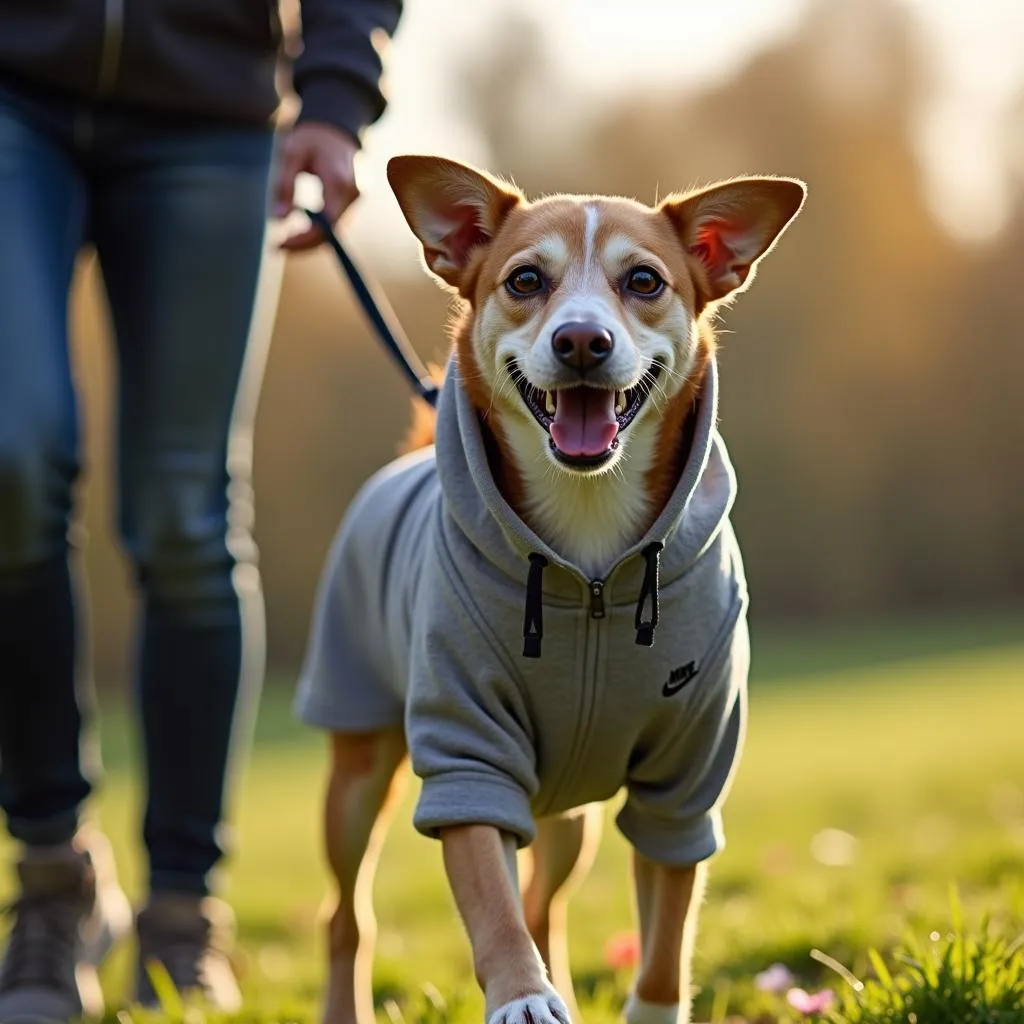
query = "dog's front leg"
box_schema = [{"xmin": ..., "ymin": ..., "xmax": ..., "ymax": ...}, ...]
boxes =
[
  {"xmin": 441, "ymin": 824, "xmax": 572, "ymax": 1024},
  {"xmin": 624, "ymin": 855, "xmax": 707, "ymax": 1024}
]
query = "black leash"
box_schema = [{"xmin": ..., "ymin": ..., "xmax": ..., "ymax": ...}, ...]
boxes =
[{"xmin": 304, "ymin": 207, "xmax": 440, "ymax": 409}]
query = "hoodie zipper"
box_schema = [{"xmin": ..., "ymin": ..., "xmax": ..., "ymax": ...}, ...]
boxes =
[
  {"xmin": 541, "ymin": 552, "xmax": 660, "ymax": 810},
  {"xmin": 96, "ymin": 0, "xmax": 125, "ymax": 96},
  {"xmin": 544, "ymin": 574, "xmax": 609, "ymax": 812}
]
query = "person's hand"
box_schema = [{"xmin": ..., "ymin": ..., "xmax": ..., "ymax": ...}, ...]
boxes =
[{"xmin": 273, "ymin": 122, "xmax": 360, "ymax": 251}]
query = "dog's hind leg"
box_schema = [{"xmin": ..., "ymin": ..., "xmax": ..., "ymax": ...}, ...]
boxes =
[
  {"xmin": 522, "ymin": 804, "xmax": 603, "ymax": 1017},
  {"xmin": 623, "ymin": 854, "xmax": 706, "ymax": 1024},
  {"xmin": 321, "ymin": 728, "xmax": 407, "ymax": 1024}
]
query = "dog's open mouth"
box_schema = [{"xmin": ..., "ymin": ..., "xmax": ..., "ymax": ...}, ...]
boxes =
[{"xmin": 510, "ymin": 362, "xmax": 662, "ymax": 468}]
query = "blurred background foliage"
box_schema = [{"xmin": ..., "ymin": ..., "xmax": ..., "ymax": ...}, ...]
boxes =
[{"xmin": 68, "ymin": 0, "xmax": 1023, "ymax": 684}]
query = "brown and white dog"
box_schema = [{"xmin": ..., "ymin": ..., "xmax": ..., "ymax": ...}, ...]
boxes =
[{"xmin": 307, "ymin": 156, "xmax": 806, "ymax": 1024}]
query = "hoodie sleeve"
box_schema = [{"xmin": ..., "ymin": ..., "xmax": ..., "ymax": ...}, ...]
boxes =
[
  {"xmin": 294, "ymin": 0, "xmax": 403, "ymax": 140},
  {"xmin": 616, "ymin": 603, "xmax": 750, "ymax": 867},
  {"xmin": 406, "ymin": 566, "xmax": 539, "ymax": 848}
]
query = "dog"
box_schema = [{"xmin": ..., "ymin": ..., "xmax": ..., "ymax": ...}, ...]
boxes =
[{"xmin": 294, "ymin": 155, "xmax": 806, "ymax": 1024}]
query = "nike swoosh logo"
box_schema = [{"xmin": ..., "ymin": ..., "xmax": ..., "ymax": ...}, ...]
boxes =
[
  {"xmin": 662, "ymin": 662, "xmax": 699, "ymax": 697},
  {"xmin": 662, "ymin": 678, "xmax": 693, "ymax": 696}
]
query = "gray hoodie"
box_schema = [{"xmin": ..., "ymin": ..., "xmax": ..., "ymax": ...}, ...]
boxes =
[{"xmin": 295, "ymin": 356, "xmax": 749, "ymax": 867}]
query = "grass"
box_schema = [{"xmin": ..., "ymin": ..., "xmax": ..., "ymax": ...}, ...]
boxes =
[
  {"xmin": 1, "ymin": 613, "xmax": 1022, "ymax": 1023},
  {"xmin": 825, "ymin": 897, "xmax": 1024, "ymax": 1023}
]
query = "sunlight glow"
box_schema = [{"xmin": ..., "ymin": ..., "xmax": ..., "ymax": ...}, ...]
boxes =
[{"xmin": 341, "ymin": 0, "xmax": 1024, "ymax": 259}]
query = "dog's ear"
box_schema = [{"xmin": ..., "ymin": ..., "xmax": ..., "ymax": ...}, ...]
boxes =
[
  {"xmin": 387, "ymin": 155, "xmax": 522, "ymax": 291},
  {"xmin": 661, "ymin": 177, "xmax": 807, "ymax": 307}
]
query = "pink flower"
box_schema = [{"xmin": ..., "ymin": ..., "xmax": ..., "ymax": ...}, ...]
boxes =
[
  {"xmin": 754, "ymin": 963, "xmax": 797, "ymax": 993},
  {"xmin": 786, "ymin": 987, "xmax": 836, "ymax": 1015},
  {"xmin": 604, "ymin": 931, "xmax": 640, "ymax": 970}
]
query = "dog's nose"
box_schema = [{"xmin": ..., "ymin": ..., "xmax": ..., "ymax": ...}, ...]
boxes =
[{"xmin": 551, "ymin": 321, "xmax": 615, "ymax": 374}]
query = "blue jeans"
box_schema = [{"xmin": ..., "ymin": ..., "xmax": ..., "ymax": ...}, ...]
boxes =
[{"xmin": 0, "ymin": 78, "xmax": 275, "ymax": 896}]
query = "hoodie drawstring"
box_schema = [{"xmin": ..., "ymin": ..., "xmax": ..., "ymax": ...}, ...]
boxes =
[
  {"xmin": 634, "ymin": 542, "xmax": 664, "ymax": 647},
  {"xmin": 522, "ymin": 543, "xmax": 664, "ymax": 656},
  {"xmin": 523, "ymin": 553, "xmax": 548, "ymax": 658}
]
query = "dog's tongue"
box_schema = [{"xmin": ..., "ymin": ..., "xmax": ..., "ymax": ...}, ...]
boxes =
[{"xmin": 550, "ymin": 388, "xmax": 619, "ymax": 457}]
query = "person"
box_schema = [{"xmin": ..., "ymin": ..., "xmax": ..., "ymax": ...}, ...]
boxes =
[{"xmin": 0, "ymin": 1, "xmax": 403, "ymax": 1020}]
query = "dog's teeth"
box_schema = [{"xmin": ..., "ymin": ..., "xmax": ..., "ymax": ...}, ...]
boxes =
[
  {"xmin": 545, "ymin": 391, "xmax": 556, "ymax": 415},
  {"xmin": 616, "ymin": 391, "xmax": 627, "ymax": 415}
]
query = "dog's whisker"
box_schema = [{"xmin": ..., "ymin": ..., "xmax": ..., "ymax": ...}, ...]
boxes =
[{"xmin": 650, "ymin": 358, "xmax": 686, "ymax": 380}]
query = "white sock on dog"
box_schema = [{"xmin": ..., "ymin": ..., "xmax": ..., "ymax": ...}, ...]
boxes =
[
  {"xmin": 623, "ymin": 993, "xmax": 683, "ymax": 1024},
  {"xmin": 487, "ymin": 992, "xmax": 572, "ymax": 1024}
]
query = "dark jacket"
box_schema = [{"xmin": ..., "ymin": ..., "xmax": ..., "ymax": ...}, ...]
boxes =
[{"xmin": 0, "ymin": 0, "xmax": 403, "ymax": 140}]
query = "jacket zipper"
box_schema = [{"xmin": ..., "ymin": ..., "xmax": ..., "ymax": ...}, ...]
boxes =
[
  {"xmin": 545, "ymin": 575, "xmax": 608, "ymax": 811},
  {"xmin": 96, "ymin": 0, "xmax": 125, "ymax": 96}
]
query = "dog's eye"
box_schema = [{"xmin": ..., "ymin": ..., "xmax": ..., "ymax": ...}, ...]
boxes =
[
  {"xmin": 625, "ymin": 267, "xmax": 664, "ymax": 296},
  {"xmin": 506, "ymin": 267, "xmax": 545, "ymax": 296}
]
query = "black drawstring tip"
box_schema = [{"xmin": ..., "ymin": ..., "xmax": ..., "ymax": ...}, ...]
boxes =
[
  {"xmin": 634, "ymin": 541, "xmax": 664, "ymax": 649},
  {"xmin": 635, "ymin": 624, "xmax": 655, "ymax": 647},
  {"xmin": 522, "ymin": 553, "xmax": 548, "ymax": 659}
]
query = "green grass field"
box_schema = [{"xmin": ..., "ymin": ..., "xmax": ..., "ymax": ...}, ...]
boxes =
[{"xmin": 2, "ymin": 613, "xmax": 1022, "ymax": 1023}]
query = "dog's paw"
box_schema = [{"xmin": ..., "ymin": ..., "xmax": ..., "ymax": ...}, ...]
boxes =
[
  {"xmin": 487, "ymin": 992, "xmax": 573, "ymax": 1024},
  {"xmin": 622, "ymin": 993, "xmax": 682, "ymax": 1024}
]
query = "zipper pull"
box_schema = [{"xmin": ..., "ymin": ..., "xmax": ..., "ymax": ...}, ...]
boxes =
[{"xmin": 588, "ymin": 579, "xmax": 606, "ymax": 619}]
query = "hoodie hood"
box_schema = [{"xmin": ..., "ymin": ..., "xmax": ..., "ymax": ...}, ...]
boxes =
[{"xmin": 434, "ymin": 353, "xmax": 738, "ymax": 653}]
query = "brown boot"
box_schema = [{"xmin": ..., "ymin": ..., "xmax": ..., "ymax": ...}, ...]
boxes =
[
  {"xmin": 134, "ymin": 893, "xmax": 242, "ymax": 1012},
  {"xmin": 0, "ymin": 828, "xmax": 132, "ymax": 1024}
]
